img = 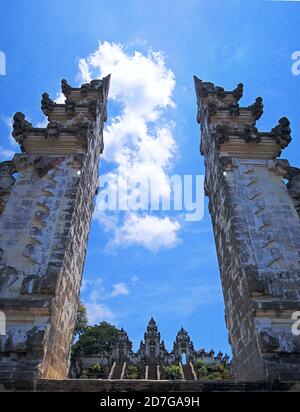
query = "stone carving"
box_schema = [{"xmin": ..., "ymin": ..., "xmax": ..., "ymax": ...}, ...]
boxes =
[
  {"xmin": 80, "ymin": 79, "xmax": 105, "ymax": 96},
  {"xmin": 259, "ymin": 331, "xmax": 280, "ymax": 352},
  {"xmin": 232, "ymin": 83, "xmax": 243, "ymax": 101},
  {"xmin": 33, "ymin": 156, "xmax": 65, "ymax": 178},
  {"xmin": 248, "ymin": 97, "xmax": 264, "ymax": 120},
  {"xmin": 12, "ymin": 112, "xmax": 32, "ymax": 146},
  {"xmin": 41, "ymin": 93, "xmax": 56, "ymax": 115},
  {"xmin": 242, "ymin": 125, "xmax": 260, "ymax": 143},
  {"xmin": 220, "ymin": 156, "xmax": 234, "ymax": 171},
  {"xmin": 271, "ymin": 117, "xmax": 292, "ymax": 149},
  {"xmin": 213, "ymin": 125, "xmax": 229, "ymax": 145},
  {"xmin": 229, "ymin": 104, "xmax": 240, "ymax": 116},
  {"xmin": 65, "ymin": 100, "xmax": 75, "ymax": 113},
  {"xmin": 45, "ymin": 122, "xmax": 61, "ymax": 139},
  {"xmin": 61, "ymin": 79, "xmax": 71, "ymax": 97},
  {"xmin": 215, "ymin": 86, "xmax": 226, "ymax": 99},
  {"xmin": 267, "ymin": 159, "xmax": 290, "ymax": 177}
]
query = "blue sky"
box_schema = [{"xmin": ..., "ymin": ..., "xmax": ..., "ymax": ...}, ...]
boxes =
[{"xmin": 0, "ymin": 0, "xmax": 300, "ymax": 356}]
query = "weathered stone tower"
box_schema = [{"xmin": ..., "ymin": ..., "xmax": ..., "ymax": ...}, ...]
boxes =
[
  {"xmin": 194, "ymin": 77, "xmax": 300, "ymax": 381},
  {"xmin": 0, "ymin": 76, "xmax": 110, "ymax": 380}
]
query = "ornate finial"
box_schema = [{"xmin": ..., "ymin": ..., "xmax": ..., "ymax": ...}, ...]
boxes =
[
  {"xmin": 271, "ymin": 117, "xmax": 292, "ymax": 149},
  {"xmin": 248, "ymin": 97, "xmax": 264, "ymax": 120},
  {"xmin": 12, "ymin": 112, "xmax": 32, "ymax": 146},
  {"xmin": 61, "ymin": 79, "xmax": 72, "ymax": 97},
  {"xmin": 193, "ymin": 76, "xmax": 213, "ymax": 99},
  {"xmin": 215, "ymin": 86, "xmax": 226, "ymax": 99},
  {"xmin": 41, "ymin": 93, "xmax": 56, "ymax": 116},
  {"xmin": 232, "ymin": 83, "xmax": 244, "ymax": 101}
]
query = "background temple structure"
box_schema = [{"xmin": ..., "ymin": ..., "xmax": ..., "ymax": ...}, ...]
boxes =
[
  {"xmin": 71, "ymin": 318, "xmax": 229, "ymax": 380},
  {"xmin": 194, "ymin": 77, "xmax": 300, "ymax": 382},
  {"xmin": 0, "ymin": 77, "xmax": 110, "ymax": 380}
]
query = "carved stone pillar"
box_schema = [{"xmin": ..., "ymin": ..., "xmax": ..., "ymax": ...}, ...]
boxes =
[
  {"xmin": 0, "ymin": 76, "xmax": 110, "ymax": 380},
  {"xmin": 194, "ymin": 77, "xmax": 300, "ymax": 381}
]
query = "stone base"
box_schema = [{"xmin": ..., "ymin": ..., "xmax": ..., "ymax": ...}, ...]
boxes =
[{"xmin": 1, "ymin": 379, "xmax": 300, "ymax": 392}]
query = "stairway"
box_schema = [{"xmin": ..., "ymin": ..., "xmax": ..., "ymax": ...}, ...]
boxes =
[
  {"xmin": 148, "ymin": 362, "xmax": 157, "ymax": 380},
  {"xmin": 111, "ymin": 362, "xmax": 124, "ymax": 379},
  {"xmin": 182, "ymin": 363, "xmax": 194, "ymax": 380}
]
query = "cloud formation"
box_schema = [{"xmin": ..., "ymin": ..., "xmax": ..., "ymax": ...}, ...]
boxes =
[
  {"xmin": 78, "ymin": 41, "xmax": 180, "ymax": 252},
  {"xmin": 85, "ymin": 301, "xmax": 115, "ymax": 325},
  {"xmin": 110, "ymin": 214, "xmax": 180, "ymax": 252},
  {"xmin": 111, "ymin": 282, "xmax": 130, "ymax": 298}
]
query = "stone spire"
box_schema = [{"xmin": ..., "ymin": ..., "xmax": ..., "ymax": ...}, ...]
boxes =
[
  {"xmin": 139, "ymin": 318, "xmax": 162, "ymax": 360},
  {"xmin": 173, "ymin": 327, "xmax": 195, "ymax": 362},
  {"xmin": 112, "ymin": 327, "xmax": 132, "ymax": 362}
]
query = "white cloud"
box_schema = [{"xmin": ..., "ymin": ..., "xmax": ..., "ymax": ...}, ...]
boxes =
[
  {"xmin": 2, "ymin": 116, "xmax": 18, "ymax": 147},
  {"xmin": 110, "ymin": 214, "xmax": 180, "ymax": 252},
  {"xmin": 0, "ymin": 146, "xmax": 14, "ymax": 160},
  {"xmin": 131, "ymin": 276, "xmax": 140, "ymax": 284},
  {"xmin": 35, "ymin": 119, "xmax": 48, "ymax": 128},
  {"xmin": 111, "ymin": 282, "xmax": 130, "ymax": 298},
  {"xmin": 54, "ymin": 91, "xmax": 65, "ymax": 104},
  {"xmin": 80, "ymin": 278, "xmax": 87, "ymax": 292},
  {"xmin": 79, "ymin": 41, "xmax": 181, "ymax": 252},
  {"xmin": 85, "ymin": 302, "xmax": 115, "ymax": 324},
  {"xmin": 84, "ymin": 283, "xmax": 115, "ymax": 324}
]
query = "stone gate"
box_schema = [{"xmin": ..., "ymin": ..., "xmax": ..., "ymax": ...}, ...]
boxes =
[
  {"xmin": 0, "ymin": 74, "xmax": 300, "ymax": 386},
  {"xmin": 0, "ymin": 76, "xmax": 110, "ymax": 380},
  {"xmin": 194, "ymin": 77, "xmax": 300, "ymax": 381}
]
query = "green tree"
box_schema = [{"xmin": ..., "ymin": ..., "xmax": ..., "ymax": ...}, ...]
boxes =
[
  {"xmin": 164, "ymin": 364, "xmax": 181, "ymax": 380},
  {"xmin": 194, "ymin": 360, "xmax": 208, "ymax": 379},
  {"xmin": 126, "ymin": 365, "xmax": 139, "ymax": 379},
  {"xmin": 195, "ymin": 360, "xmax": 231, "ymax": 381},
  {"xmin": 91, "ymin": 363, "xmax": 103, "ymax": 378},
  {"xmin": 73, "ymin": 300, "xmax": 88, "ymax": 338},
  {"xmin": 72, "ymin": 321, "xmax": 119, "ymax": 358}
]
